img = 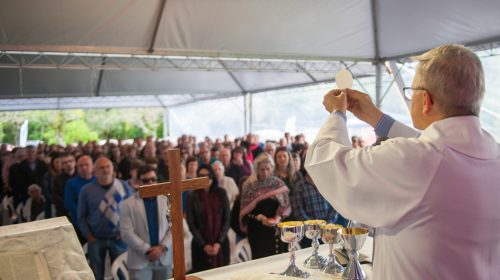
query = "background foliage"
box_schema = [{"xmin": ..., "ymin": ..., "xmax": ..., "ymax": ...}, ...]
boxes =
[{"xmin": 0, "ymin": 108, "xmax": 164, "ymax": 145}]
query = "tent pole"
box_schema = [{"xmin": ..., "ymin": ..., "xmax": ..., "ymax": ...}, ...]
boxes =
[
  {"xmin": 375, "ymin": 63, "xmax": 382, "ymax": 108},
  {"xmin": 243, "ymin": 93, "xmax": 248, "ymax": 134},
  {"xmin": 371, "ymin": 0, "xmax": 382, "ymax": 108},
  {"xmin": 95, "ymin": 57, "xmax": 106, "ymax": 96},
  {"xmin": 163, "ymin": 108, "xmax": 170, "ymax": 140},
  {"xmin": 249, "ymin": 93, "xmax": 253, "ymax": 133},
  {"xmin": 19, "ymin": 67, "xmax": 23, "ymax": 97},
  {"xmin": 387, "ymin": 61, "xmax": 411, "ymax": 113}
]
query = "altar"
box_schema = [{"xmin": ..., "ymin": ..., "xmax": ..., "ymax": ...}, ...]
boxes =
[
  {"xmin": 0, "ymin": 217, "xmax": 93, "ymax": 280},
  {"xmin": 188, "ymin": 237, "xmax": 373, "ymax": 280}
]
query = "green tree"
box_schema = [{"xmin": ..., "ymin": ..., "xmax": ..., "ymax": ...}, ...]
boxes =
[
  {"xmin": 84, "ymin": 108, "xmax": 162, "ymax": 139},
  {"xmin": 26, "ymin": 110, "xmax": 83, "ymax": 145},
  {"xmin": 0, "ymin": 123, "xmax": 5, "ymax": 143},
  {"xmin": 0, "ymin": 112, "xmax": 27, "ymax": 144},
  {"xmin": 60, "ymin": 119, "xmax": 98, "ymax": 144},
  {"xmin": 1, "ymin": 108, "xmax": 164, "ymax": 144}
]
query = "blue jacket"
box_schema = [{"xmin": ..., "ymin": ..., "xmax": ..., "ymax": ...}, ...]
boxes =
[{"xmin": 64, "ymin": 175, "xmax": 96, "ymax": 225}]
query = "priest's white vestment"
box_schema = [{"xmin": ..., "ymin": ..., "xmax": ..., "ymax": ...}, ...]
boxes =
[{"xmin": 305, "ymin": 114, "xmax": 500, "ymax": 280}]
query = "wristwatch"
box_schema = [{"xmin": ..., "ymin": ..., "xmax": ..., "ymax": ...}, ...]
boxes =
[{"xmin": 161, "ymin": 244, "xmax": 168, "ymax": 252}]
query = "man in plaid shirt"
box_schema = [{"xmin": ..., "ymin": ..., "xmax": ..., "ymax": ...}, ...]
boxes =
[{"xmin": 293, "ymin": 172, "xmax": 347, "ymax": 225}]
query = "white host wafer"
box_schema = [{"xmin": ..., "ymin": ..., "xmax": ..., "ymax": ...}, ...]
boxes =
[{"xmin": 335, "ymin": 69, "xmax": 353, "ymax": 89}]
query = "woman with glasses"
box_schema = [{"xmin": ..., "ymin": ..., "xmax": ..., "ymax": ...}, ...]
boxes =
[
  {"xmin": 186, "ymin": 164, "xmax": 231, "ymax": 272},
  {"xmin": 120, "ymin": 165, "xmax": 172, "ymax": 280}
]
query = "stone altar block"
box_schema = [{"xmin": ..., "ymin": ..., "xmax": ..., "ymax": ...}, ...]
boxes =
[{"xmin": 0, "ymin": 217, "xmax": 94, "ymax": 280}]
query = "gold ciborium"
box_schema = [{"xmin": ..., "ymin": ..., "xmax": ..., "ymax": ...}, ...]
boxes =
[
  {"xmin": 277, "ymin": 221, "xmax": 310, "ymax": 278},
  {"xmin": 341, "ymin": 227, "xmax": 369, "ymax": 280},
  {"xmin": 321, "ymin": 223, "xmax": 344, "ymax": 275},
  {"xmin": 303, "ymin": 220, "xmax": 327, "ymax": 269}
]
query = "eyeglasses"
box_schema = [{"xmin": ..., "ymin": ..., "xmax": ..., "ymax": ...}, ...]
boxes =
[
  {"xmin": 141, "ymin": 177, "xmax": 157, "ymax": 184},
  {"xmin": 402, "ymin": 87, "xmax": 427, "ymax": 101}
]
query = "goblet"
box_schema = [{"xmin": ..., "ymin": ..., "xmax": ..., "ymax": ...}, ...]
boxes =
[
  {"xmin": 320, "ymin": 223, "xmax": 344, "ymax": 275},
  {"xmin": 303, "ymin": 220, "xmax": 327, "ymax": 269},
  {"xmin": 277, "ymin": 221, "xmax": 310, "ymax": 278},
  {"xmin": 341, "ymin": 227, "xmax": 369, "ymax": 280}
]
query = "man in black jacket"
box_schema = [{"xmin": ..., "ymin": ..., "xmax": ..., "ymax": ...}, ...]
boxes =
[{"xmin": 9, "ymin": 145, "xmax": 48, "ymax": 207}]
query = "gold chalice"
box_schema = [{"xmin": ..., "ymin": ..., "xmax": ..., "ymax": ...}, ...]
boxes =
[
  {"xmin": 341, "ymin": 227, "xmax": 369, "ymax": 280},
  {"xmin": 321, "ymin": 223, "xmax": 344, "ymax": 275},
  {"xmin": 277, "ymin": 221, "xmax": 310, "ymax": 278},
  {"xmin": 303, "ymin": 220, "xmax": 327, "ymax": 269}
]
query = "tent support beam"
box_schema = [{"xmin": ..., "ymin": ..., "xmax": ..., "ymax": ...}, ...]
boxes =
[
  {"xmin": 0, "ymin": 45, "xmax": 377, "ymax": 62},
  {"xmin": 382, "ymin": 36, "xmax": 500, "ymax": 62},
  {"xmin": 379, "ymin": 62, "xmax": 405, "ymax": 104},
  {"xmin": 387, "ymin": 61, "xmax": 411, "ymax": 113},
  {"xmin": 155, "ymin": 95, "xmax": 170, "ymax": 139},
  {"xmin": 243, "ymin": 93, "xmax": 248, "ymax": 134},
  {"xmin": 340, "ymin": 61, "xmax": 370, "ymax": 93},
  {"xmin": 163, "ymin": 108, "xmax": 170, "ymax": 139},
  {"xmin": 370, "ymin": 0, "xmax": 383, "ymax": 107},
  {"xmin": 375, "ymin": 63, "xmax": 382, "ymax": 107},
  {"xmin": 0, "ymin": 51, "xmax": 374, "ymax": 73},
  {"xmin": 370, "ymin": 0, "xmax": 381, "ymax": 62},
  {"xmin": 148, "ymin": 0, "xmax": 168, "ymax": 53},
  {"xmin": 249, "ymin": 74, "xmax": 373, "ymax": 97},
  {"xmin": 219, "ymin": 60, "xmax": 247, "ymax": 93},
  {"xmin": 249, "ymin": 93, "xmax": 253, "ymax": 133},
  {"xmin": 94, "ymin": 57, "xmax": 107, "ymax": 96},
  {"xmin": 19, "ymin": 67, "xmax": 24, "ymax": 97},
  {"xmin": 296, "ymin": 62, "xmax": 317, "ymax": 82}
]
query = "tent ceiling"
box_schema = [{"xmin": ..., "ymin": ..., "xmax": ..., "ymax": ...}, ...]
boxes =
[{"xmin": 1, "ymin": 0, "xmax": 500, "ymax": 110}]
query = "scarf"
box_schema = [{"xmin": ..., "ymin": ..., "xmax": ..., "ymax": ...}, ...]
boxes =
[
  {"xmin": 196, "ymin": 190, "xmax": 224, "ymax": 268},
  {"xmin": 239, "ymin": 175, "xmax": 291, "ymax": 232}
]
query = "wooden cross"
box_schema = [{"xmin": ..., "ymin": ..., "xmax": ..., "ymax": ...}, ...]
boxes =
[{"xmin": 139, "ymin": 149, "xmax": 209, "ymax": 280}]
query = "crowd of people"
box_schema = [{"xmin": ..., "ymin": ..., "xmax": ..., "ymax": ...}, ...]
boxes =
[
  {"xmin": 0, "ymin": 132, "xmax": 365, "ymax": 279},
  {"xmin": 1, "ymin": 44, "xmax": 497, "ymax": 280}
]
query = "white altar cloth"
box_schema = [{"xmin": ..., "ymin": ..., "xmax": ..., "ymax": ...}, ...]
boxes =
[
  {"xmin": 0, "ymin": 217, "xmax": 94, "ymax": 280},
  {"xmin": 189, "ymin": 237, "xmax": 373, "ymax": 280}
]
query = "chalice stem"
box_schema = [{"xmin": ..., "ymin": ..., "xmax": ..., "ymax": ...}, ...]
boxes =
[
  {"xmin": 351, "ymin": 250, "xmax": 359, "ymax": 263},
  {"xmin": 288, "ymin": 242, "xmax": 296, "ymax": 267},
  {"xmin": 329, "ymin": 243, "xmax": 334, "ymax": 261},
  {"xmin": 312, "ymin": 237, "xmax": 319, "ymax": 255}
]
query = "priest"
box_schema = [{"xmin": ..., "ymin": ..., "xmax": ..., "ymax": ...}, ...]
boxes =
[{"xmin": 305, "ymin": 44, "xmax": 500, "ymax": 279}]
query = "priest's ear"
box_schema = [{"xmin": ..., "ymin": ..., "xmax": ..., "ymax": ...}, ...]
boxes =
[{"xmin": 421, "ymin": 90, "xmax": 434, "ymax": 115}]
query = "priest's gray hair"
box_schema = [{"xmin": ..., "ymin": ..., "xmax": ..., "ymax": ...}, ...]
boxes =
[{"xmin": 413, "ymin": 44, "xmax": 485, "ymax": 117}]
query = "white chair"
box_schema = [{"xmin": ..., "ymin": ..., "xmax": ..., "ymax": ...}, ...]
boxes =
[
  {"xmin": 1, "ymin": 196, "xmax": 17, "ymax": 225},
  {"xmin": 110, "ymin": 252, "xmax": 129, "ymax": 280},
  {"xmin": 15, "ymin": 201, "xmax": 24, "ymax": 223},
  {"xmin": 183, "ymin": 218, "xmax": 193, "ymax": 272},
  {"xmin": 228, "ymin": 228, "xmax": 238, "ymax": 264},
  {"xmin": 233, "ymin": 238, "xmax": 252, "ymax": 263}
]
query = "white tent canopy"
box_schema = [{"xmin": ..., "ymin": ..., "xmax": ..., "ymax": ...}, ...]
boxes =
[{"xmin": 1, "ymin": 0, "xmax": 500, "ymax": 110}]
